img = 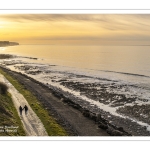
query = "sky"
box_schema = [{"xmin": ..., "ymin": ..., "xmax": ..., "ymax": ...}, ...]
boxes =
[{"xmin": 0, "ymin": 14, "xmax": 150, "ymax": 45}]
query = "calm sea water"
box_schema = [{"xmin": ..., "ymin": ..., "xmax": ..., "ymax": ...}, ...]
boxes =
[{"xmin": 1, "ymin": 44, "xmax": 150, "ymax": 76}]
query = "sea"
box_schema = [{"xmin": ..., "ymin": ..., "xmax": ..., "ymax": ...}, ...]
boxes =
[
  {"xmin": 1, "ymin": 44, "xmax": 150, "ymax": 135},
  {"xmin": 1, "ymin": 45, "xmax": 150, "ymax": 87}
]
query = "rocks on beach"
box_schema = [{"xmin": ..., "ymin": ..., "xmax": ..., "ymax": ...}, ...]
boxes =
[{"xmin": 1, "ymin": 58, "xmax": 150, "ymax": 136}]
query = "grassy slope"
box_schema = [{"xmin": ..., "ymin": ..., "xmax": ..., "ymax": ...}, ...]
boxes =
[
  {"xmin": 0, "ymin": 92, "xmax": 26, "ymax": 136},
  {"xmin": 0, "ymin": 68, "xmax": 68, "ymax": 136}
]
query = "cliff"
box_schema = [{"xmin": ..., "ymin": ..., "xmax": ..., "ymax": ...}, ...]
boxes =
[{"xmin": 0, "ymin": 41, "xmax": 19, "ymax": 47}]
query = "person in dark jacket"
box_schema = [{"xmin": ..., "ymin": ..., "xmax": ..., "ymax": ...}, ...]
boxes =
[
  {"xmin": 19, "ymin": 106, "xmax": 23, "ymax": 116},
  {"xmin": 23, "ymin": 105, "xmax": 28, "ymax": 115}
]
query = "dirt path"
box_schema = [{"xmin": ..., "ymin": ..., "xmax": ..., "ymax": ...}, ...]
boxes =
[
  {"xmin": 0, "ymin": 68, "xmax": 109, "ymax": 136},
  {"xmin": 0, "ymin": 74, "xmax": 48, "ymax": 136}
]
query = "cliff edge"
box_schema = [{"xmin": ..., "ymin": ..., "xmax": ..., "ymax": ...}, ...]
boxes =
[{"xmin": 0, "ymin": 41, "xmax": 19, "ymax": 47}]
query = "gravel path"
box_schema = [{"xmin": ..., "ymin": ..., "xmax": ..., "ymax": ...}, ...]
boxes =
[{"xmin": 0, "ymin": 74, "xmax": 48, "ymax": 136}]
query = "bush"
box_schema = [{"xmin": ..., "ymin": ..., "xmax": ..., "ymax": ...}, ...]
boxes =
[{"xmin": 0, "ymin": 82, "xmax": 8, "ymax": 94}]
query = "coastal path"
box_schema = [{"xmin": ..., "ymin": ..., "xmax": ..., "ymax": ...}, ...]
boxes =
[{"xmin": 0, "ymin": 74, "xmax": 48, "ymax": 136}]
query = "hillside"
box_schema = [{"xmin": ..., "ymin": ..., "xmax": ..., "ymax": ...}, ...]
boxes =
[
  {"xmin": 0, "ymin": 82, "xmax": 25, "ymax": 136},
  {"xmin": 0, "ymin": 41, "xmax": 19, "ymax": 47}
]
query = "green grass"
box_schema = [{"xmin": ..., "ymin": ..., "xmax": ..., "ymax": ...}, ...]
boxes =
[
  {"xmin": 0, "ymin": 92, "xmax": 26, "ymax": 136},
  {"xmin": 0, "ymin": 68, "xmax": 68, "ymax": 136}
]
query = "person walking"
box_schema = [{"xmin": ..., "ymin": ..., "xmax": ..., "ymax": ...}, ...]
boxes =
[
  {"xmin": 19, "ymin": 106, "xmax": 23, "ymax": 116},
  {"xmin": 23, "ymin": 105, "xmax": 28, "ymax": 115}
]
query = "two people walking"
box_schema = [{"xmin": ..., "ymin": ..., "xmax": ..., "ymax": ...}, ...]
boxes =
[{"xmin": 19, "ymin": 105, "xmax": 28, "ymax": 115}]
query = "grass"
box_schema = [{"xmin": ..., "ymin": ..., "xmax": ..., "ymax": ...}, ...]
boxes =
[
  {"xmin": 0, "ymin": 82, "xmax": 8, "ymax": 94},
  {"xmin": 0, "ymin": 92, "xmax": 26, "ymax": 136},
  {"xmin": 0, "ymin": 68, "xmax": 68, "ymax": 136}
]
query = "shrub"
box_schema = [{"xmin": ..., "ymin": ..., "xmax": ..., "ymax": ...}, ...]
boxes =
[{"xmin": 0, "ymin": 82, "xmax": 8, "ymax": 94}]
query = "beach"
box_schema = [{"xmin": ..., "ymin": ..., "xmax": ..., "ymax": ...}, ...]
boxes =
[
  {"xmin": 0, "ymin": 65, "xmax": 109, "ymax": 136},
  {"xmin": 1, "ymin": 50, "xmax": 150, "ymax": 135}
]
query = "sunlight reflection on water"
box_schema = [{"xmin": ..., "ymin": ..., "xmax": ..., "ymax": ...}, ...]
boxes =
[{"xmin": 0, "ymin": 47, "xmax": 6, "ymax": 51}]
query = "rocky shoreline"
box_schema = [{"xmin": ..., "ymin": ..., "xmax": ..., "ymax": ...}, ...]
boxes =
[
  {"xmin": 1, "ymin": 65, "xmax": 150, "ymax": 136},
  {"xmin": 2, "ymin": 61, "xmax": 150, "ymax": 136},
  {"xmin": 43, "ymin": 83, "xmax": 149, "ymax": 136},
  {"xmin": 0, "ymin": 66, "xmax": 108, "ymax": 136}
]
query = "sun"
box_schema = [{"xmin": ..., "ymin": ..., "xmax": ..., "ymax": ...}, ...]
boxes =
[
  {"xmin": 0, "ymin": 20, "xmax": 9, "ymax": 28},
  {"xmin": 0, "ymin": 21, "xmax": 5, "ymax": 28},
  {"xmin": 0, "ymin": 47, "xmax": 5, "ymax": 51}
]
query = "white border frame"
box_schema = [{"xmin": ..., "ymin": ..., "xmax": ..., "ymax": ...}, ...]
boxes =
[
  {"xmin": 0, "ymin": 10, "xmax": 150, "ymax": 14},
  {"xmin": 0, "ymin": 9, "xmax": 150, "ymax": 141}
]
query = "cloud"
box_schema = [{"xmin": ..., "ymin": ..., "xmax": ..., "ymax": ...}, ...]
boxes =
[
  {"xmin": 0, "ymin": 14, "xmax": 144, "ymax": 23},
  {"xmin": 1, "ymin": 14, "xmax": 150, "ymax": 31},
  {"xmin": 1, "ymin": 14, "xmax": 150, "ymax": 45},
  {"xmin": 0, "ymin": 14, "xmax": 105, "ymax": 22},
  {"xmin": 31, "ymin": 33, "xmax": 150, "ymax": 42}
]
